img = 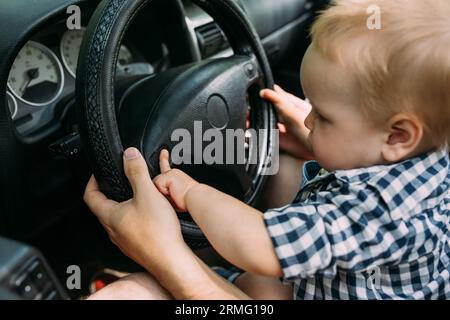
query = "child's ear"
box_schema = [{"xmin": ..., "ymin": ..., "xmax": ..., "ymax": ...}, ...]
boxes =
[{"xmin": 380, "ymin": 114, "xmax": 424, "ymax": 163}]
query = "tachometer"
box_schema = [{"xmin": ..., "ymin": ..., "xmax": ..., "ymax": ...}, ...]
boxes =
[
  {"xmin": 60, "ymin": 28, "xmax": 85, "ymax": 78},
  {"xmin": 61, "ymin": 28, "xmax": 133, "ymax": 78},
  {"xmin": 7, "ymin": 41, "xmax": 64, "ymax": 106}
]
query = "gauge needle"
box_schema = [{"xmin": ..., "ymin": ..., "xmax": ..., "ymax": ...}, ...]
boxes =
[{"xmin": 20, "ymin": 68, "xmax": 40, "ymax": 96}]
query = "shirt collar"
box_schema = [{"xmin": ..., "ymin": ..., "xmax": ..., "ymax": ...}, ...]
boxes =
[
  {"xmin": 334, "ymin": 148, "xmax": 449, "ymax": 219},
  {"xmin": 334, "ymin": 148, "xmax": 449, "ymax": 182}
]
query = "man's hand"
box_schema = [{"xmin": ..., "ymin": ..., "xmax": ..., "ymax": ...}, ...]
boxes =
[
  {"xmin": 153, "ymin": 149, "xmax": 199, "ymax": 212},
  {"xmin": 260, "ymin": 85, "xmax": 314, "ymax": 160},
  {"xmin": 84, "ymin": 148, "xmax": 251, "ymax": 300},
  {"xmin": 83, "ymin": 147, "xmax": 185, "ymax": 268}
]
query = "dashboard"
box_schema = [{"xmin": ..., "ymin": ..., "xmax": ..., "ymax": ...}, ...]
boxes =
[
  {"xmin": 2, "ymin": 2, "xmax": 184, "ymax": 138},
  {"xmin": 2, "ymin": 0, "xmax": 320, "ymax": 141},
  {"xmin": 0, "ymin": 0, "xmax": 319, "ymax": 145},
  {"xmin": 7, "ymin": 31, "xmax": 141, "ymax": 113},
  {"xmin": 5, "ymin": 13, "xmax": 169, "ymax": 137}
]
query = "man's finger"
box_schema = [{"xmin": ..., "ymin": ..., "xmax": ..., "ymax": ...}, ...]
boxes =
[
  {"xmin": 159, "ymin": 149, "xmax": 172, "ymax": 173},
  {"xmin": 84, "ymin": 175, "xmax": 117, "ymax": 222},
  {"xmin": 123, "ymin": 147, "xmax": 156, "ymax": 199}
]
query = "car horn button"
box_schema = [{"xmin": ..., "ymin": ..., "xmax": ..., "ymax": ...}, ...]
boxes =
[{"xmin": 206, "ymin": 94, "xmax": 230, "ymax": 129}]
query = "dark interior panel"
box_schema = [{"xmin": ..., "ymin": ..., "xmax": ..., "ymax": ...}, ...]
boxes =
[{"xmin": 239, "ymin": 0, "xmax": 308, "ymax": 38}]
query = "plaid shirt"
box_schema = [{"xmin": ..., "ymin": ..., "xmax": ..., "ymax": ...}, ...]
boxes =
[{"xmin": 264, "ymin": 148, "xmax": 450, "ymax": 300}]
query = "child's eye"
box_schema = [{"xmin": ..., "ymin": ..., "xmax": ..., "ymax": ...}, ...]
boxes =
[
  {"xmin": 316, "ymin": 112, "xmax": 326, "ymax": 122},
  {"xmin": 310, "ymin": 104, "xmax": 329, "ymax": 123}
]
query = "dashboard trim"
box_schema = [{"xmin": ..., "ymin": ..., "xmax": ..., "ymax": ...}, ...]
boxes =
[
  {"xmin": 184, "ymin": 15, "xmax": 202, "ymax": 61},
  {"xmin": 6, "ymin": 92, "xmax": 18, "ymax": 120}
]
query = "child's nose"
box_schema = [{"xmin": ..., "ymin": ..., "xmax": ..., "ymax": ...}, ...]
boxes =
[{"xmin": 304, "ymin": 111, "xmax": 314, "ymax": 131}]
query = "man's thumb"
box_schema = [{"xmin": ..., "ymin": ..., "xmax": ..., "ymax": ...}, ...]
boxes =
[{"xmin": 123, "ymin": 148, "xmax": 154, "ymax": 197}]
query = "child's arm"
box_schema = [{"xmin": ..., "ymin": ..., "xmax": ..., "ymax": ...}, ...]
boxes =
[
  {"xmin": 154, "ymin": 151, "xmax": 283, "ymax": 278},
  {"xmin": 186, "ymin": 183, "xmax": 283, "ymax": 277}
]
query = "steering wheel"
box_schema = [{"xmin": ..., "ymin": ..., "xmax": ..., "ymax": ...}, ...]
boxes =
[{"xmin": 76, "ymin": 0, "xmax": 277, "ymax": 249}]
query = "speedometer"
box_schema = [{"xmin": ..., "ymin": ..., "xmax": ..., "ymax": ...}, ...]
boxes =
[
  {"xmin": 7, "ymin": 41, "xmax": 64, "ymax": 106},
  {"xmin": 61, "ymin": 28, "xmax": 133, "ymax": 78}
]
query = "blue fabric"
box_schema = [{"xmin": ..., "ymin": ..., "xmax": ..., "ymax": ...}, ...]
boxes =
[
  {"xmin": 211, "ymin": 266, "xmax": 242, "ymax": 283},
  {"xmin": 300, "ymin": 160, "xmax": 324, "ymax": 189},
  {"xmin": 265, "ymin": 148, "xmax": 450, "ymax": 300}
]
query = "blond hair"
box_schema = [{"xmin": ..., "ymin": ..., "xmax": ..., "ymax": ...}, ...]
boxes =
[{"xmin": 311, "ymin": 0, "xmax": 450, "ymax": 148}]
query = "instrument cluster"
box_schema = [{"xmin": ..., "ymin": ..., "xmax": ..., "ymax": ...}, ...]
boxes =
[{"xmin": 6, "ymin": 25, "xmax": 150, "ymax": 135}]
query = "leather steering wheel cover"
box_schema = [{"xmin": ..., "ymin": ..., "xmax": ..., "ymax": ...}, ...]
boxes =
[
  {"xmin": 77, "ymin": 0, "xmax": 277, "ymax": 248},
  {"xmin": 77, "ymin": 0, "xmax": 150, "ymax": 201}
]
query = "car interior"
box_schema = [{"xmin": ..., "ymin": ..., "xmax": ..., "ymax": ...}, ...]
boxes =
[{"xmin": 0, "ymin": 0, "xmax": 328, "ymax": 299}]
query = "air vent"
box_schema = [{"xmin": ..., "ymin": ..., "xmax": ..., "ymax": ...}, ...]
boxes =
[{"xmin": 195, "ymin": 22, "xmax": 229, "ymax": 58}]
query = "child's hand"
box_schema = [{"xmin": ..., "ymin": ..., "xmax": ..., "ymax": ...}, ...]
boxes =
[
  {"xmin": 153, "ymin": 150, "xmax": 199, "ymax": 212},
  {"xmin": 260, "ymin": 84, "xmax": 311, "ymax": 128},
  {"xmin": 260, "ymin": 85, "xmax": 314, "ymax": 160}
]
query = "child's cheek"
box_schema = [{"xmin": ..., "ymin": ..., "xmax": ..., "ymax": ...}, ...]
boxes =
[
  {"xmin": 306, "ymin": 131, "xmax": 314, "ymax": 148},
  {"xmin": 310, "ymin": 131, "xmax": 327, "ymax": 156}
]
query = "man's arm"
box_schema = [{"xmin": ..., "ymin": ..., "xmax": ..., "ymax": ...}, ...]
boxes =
[
  {"xmin": 185, "ymin": 184, "xmax": 283, "ymax": 278},
  {"xmin": 140, "ymin": 244, "xmax": 251, "ymax": 300}
]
